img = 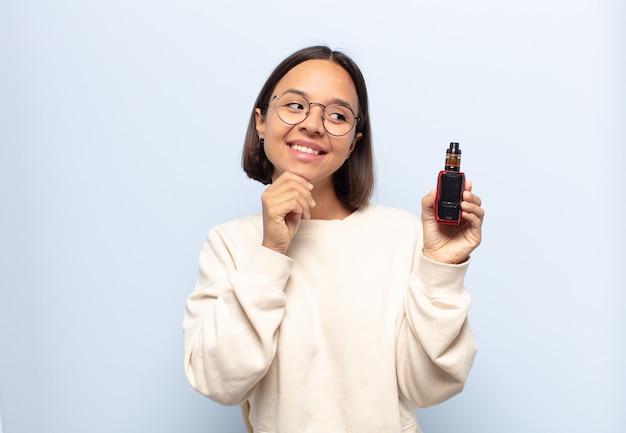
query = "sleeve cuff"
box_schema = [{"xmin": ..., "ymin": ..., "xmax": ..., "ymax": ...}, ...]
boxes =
[
  {"xmin": 231, "ymin": 245, "xmax": 294, "ymax": 302},
  {"xmin": 415, "ymin": 252, "xmax": 470, "ymax": 298}
]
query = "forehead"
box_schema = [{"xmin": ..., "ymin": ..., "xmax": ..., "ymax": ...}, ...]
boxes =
[{"xmin": 273, "ymin": 59, "xmax": 359, "ymax": 108}]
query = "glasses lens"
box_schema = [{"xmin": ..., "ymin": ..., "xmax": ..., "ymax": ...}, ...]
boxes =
[
  {"xmin": 323, "ymin": 105, "xmax": 356, "ymax": 136},
  {"xmin": 275, "ymin": 93, "xmax": 308, "ymax": 125}
]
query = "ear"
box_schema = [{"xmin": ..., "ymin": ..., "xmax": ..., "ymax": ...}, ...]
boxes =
[
  {"xmin": 347, "ymin": 132, "xmax": 362, "ymax": 159},
  {"xmin": 255, "ymin": 108, "xmax": 266, "ymax": 140}
]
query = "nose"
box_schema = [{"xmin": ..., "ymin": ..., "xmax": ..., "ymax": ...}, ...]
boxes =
[{"xmin": 299, "ymin": 103, "xmax": 325, "ymax": 135}]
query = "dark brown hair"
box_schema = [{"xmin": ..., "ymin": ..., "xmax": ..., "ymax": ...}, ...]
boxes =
[{"xmin": 242, "ymin": 46, "xmax": 374, "ymax": 210}]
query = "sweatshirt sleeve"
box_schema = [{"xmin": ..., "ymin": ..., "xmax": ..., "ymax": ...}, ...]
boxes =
[
  {"xmin": 183, "ymin": 227, "xmax": 293, "ymax": 405},
  {"xmin": 396, "ymin": 252, "xmax": 477, "ymax": 408}
]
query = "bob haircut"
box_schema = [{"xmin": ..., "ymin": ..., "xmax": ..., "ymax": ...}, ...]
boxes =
[{"xmin": 242, "ymin": 46, "xmax": 374, "ymax": 211}]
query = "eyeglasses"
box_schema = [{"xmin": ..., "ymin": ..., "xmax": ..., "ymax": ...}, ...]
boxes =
[{"xmin": 271, "ymin": 91, "xmax": 360, "ymax": 137}]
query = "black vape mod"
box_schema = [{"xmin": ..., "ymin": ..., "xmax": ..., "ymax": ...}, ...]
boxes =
[{"xmin": 435, "ymin": 142, "xmax": 465, "ymax": 225}]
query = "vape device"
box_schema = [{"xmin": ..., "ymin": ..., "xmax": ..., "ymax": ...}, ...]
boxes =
[{"xmin": 435, "ymin": 142, "xmax": 465, "ymax": 225}]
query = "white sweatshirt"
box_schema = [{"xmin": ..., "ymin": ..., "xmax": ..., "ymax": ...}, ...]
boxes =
[{"xmin": 183, "ymin": 204, "xmax": 477, "ymax": 433}]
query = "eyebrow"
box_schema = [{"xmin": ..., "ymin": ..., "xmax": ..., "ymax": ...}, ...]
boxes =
[{"xmin": 282, "ymin": 88, "xmax": 357, "ymax": 113}]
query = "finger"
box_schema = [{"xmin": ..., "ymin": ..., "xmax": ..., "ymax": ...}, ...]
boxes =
[
  {"xmin": 273, "ymin": 171, "xmax": 314, "ymax": 191},
  {"xmin": 421, "ymin": 189, "xmax": 437, "ymax": 221},
  {"xmin": 291, "ymin": 194, "xmax": 313, "ymax": 220},
  {"xmin": 460, "ymin": 199, "xmax": 484, "ymax": 228},
  {"xmin": 462, "ymin": 191, "xmax": 482, "ymax": 207},
  {"xmin": 265, "ymin": 192, "xmax": 311, "ymax": 221},
  {"xmin": 284, "ymin": 184, "xmax": 316, "ymax": 212},
  {"xmin": 421, "ymin": 189, "xmax": 436, "ymax": 209},
  {"xmin": 268, "ymin": 177, "xmax": 316, "ymax": 208},
  {"xmin": 273, "ymin": 179, "xmax": 316, "ymax": 215},
  {"xmin": 461, "ymin": 200, "xmax": 485, "ymax": 223},
  {"xmin": 264, "ymin": 184, "xmax": 315, "ymax": 215}
]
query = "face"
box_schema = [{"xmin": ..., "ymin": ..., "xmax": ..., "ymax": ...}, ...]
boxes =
[{"xmin": 255, "ymin": 59, "xmax": 362, "ymax": 187}]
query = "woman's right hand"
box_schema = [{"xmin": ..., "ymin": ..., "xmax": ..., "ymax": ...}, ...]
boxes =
[{"xmin": 261, "ymin": 171, "xmax": 316, "ymax": 254}]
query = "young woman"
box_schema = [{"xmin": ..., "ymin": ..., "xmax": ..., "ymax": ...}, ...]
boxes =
[{"xmin": 183, "ymin": 46, "xmax": 484, "ymax": 433}]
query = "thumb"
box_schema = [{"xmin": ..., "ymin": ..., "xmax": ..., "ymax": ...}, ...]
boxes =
[{"xmin": 421, "ymin": 189, "xmax": 437, "ymax": 217}]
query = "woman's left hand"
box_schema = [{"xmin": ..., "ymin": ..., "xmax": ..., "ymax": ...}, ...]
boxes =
[{"xmin": 421, "ymin": 180, "xmax": 484, "ymax": 264}]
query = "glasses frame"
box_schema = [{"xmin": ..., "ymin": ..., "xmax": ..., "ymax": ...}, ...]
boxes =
[{"xmin": 271, "ymin": 92, "xmax": 360, "ymax": 137}]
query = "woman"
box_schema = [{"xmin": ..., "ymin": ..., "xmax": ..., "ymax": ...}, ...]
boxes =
[{"xmin": 183, "ymin": 46, "xmax": 484, "ymax": 433}]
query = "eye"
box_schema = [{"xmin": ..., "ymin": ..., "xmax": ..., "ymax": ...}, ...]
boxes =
[
  {"xmin": 278, "ymin": 93, "xmax": 308, "ymax": 112},
  {"xmin": 325, "ymin": 106, "xmax": 352, "ymax": 124},
  {"xmin": 285, "ymin": 101, "xmax": 305, "ymax": 111}
]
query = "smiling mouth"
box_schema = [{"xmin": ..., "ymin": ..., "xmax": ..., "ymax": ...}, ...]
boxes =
[{"xmin": 290, "ymin": 143, "xmax": 324, "ymax": 155}]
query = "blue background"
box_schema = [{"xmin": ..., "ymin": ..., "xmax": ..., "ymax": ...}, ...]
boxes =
[{"xmin": 1, "ymin": 0, "xmax": 624, "ymax": 432}]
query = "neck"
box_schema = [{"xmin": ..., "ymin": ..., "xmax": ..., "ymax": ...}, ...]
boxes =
[{"xmin": 309, "ymin": 184, "xmax": 354, "ymax": 220}]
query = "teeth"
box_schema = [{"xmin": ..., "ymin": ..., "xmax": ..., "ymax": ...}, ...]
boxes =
[{"xmin": 291, "ymin": 144, "xmax": 321, "ymax": 155}]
